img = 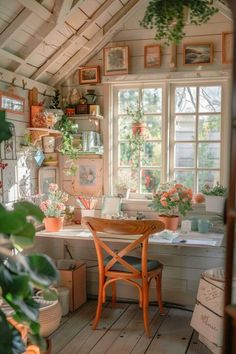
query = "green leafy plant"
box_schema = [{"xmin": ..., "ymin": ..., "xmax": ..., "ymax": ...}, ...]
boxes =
[
  {"xmin": 39, "ymin": 183, "xmax": 68, "ymax": 217},
  {"xmin": 201, "ymin": 182, "xmax": 227, "ymax": 196},
  {"xmin": 148, "ymin": 181, "xmax": 193, "ymax": 216},
  {"xmin": 127, "ymin": 106, "xmax": 144, "ymax": 124},
  {"xmin": 140, "ymin": 0, "xmax": 218, "ymax": 45},
  {"xmin": 56, "ymin": 115, "xmax": 79, "ymax": 160},
  {"xmin": 0, "ymin": 110, "xmax": 58, "ymax": 354}
]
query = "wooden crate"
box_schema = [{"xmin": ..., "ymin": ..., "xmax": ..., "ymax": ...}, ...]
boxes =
[
  {"xmin": 58, "ymin": 260, "xmax": 86, "ymax": 312},
  {"xmin": 190, "ymin": 303, "xmax": 223, "ymax": 347},
  {"xmin": 197, "ymin": 278, "xmax": 224, "ymax": 316}
]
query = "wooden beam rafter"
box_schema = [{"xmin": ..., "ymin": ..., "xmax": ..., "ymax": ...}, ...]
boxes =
[{"xmin": 16, "ymin": 0, "xmax": 54, "ymax": 21}]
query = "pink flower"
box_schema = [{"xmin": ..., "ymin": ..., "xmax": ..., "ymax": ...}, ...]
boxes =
[
  {"xmin": 48, "ymin": 183, "xmax": 58, "ymax": 192},
  {"xmin": 40, "ymin": 201, "xmax": 48, "ymax": 212},
  {"xmin": 161, "ymin": 200, "xmax": 168, "ymax": 207}
]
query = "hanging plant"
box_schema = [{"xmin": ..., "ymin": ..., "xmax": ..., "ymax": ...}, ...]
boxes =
[{"xmin": 140, "ymin": 0, "xmax": 218, "ymax": 45}]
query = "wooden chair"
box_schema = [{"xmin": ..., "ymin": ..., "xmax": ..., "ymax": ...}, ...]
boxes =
[{"xmin": 83, "ymin": 217, "xmax": 165, "ymax": 337}]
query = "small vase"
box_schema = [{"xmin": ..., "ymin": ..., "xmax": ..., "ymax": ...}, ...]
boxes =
[
  {"xmin": 158, "ymin": 215, "xmax": 179, "ymax": 231},
  {"xmin": 42, "ymin": 136, "xmax": 56, "ymax": 153},
  {"xmin": 44, "ymin": 217, "xmax": 64, "ymax": 232}
]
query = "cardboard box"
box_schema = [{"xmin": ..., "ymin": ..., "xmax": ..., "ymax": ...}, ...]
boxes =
[
  {"xmin": 191, "ymin": 303, "xmax": 223, "ymax": 347},
  {"xmin": 57, "ymin": 260, "xmax": 86, "ymax": 312},
  {"xmin": 199, "ymin": 334, "xmax": 222, "ymax": 354},
  {"xmin": 197, "ymin": 278, "xmax": 224, "ymax": 316}
]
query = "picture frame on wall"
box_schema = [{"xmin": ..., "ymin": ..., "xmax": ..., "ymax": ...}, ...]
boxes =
[
  {"xmin": 38, "ymin": 166, "xmax": 59, "ymax": 194},
  {"xmin": 103, "ymin": 46, "xmax": 129, "ymax": 75},
  {"xmin": 0, "ymin": 91, "xmax": 24, "ymax": 114},
  {"xmin": 183, "ymin": 43, "xmax": 213, "ymax": 66},
  {"xmin": 144, "ymin": 45, "xmax": 161, "ymax": 68},
  {"xmin": 222, "ymin": 32, "xmax": 233, "ymax": 64},
  {"xmin": 79, "ymin": 66, "xmax": 100, "ymax": 84}
]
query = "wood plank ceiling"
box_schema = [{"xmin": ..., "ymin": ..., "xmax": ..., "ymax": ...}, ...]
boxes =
[{"xmin": 0, "ymin": 0, "xmax": 231, "ymax": 89}]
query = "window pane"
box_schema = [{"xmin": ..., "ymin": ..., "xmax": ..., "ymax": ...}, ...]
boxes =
[
  {"xmin": 199, "ymin": 86, "xmax": 221, "ymax": 113},
  {"xmin": 175, "ymin": 143, "xmax": 195, "ymax": 167},
  {"xmin": 142, "ymin": 88, "xmax": 162, "ymax": 113},
  {"xmin": 174, "ymin": 171, "xmax": 194, "ymax": 189},
  {"xmin": 198, "ymin": 115, "xmax": 221, "ymax": 140},
  {"xmin": 145, "ymin": 115, "xmax": 162, "ymax": 139},
  {"xmin": 198, "ymin": 171, "xmax": 220, "ymax": 192},
  {"xmin": 119, "ymin": 142, "xmax": 132, "ymax": 166},
  {"xmin": 119, "ymin": 117, "xmax": 131, "ymax": 139},
  {"xmin": 141, "ymin": 169, "xmax": 161, "ymax": 193},
  {"xmin": 118, "ymin": 168, "xmax": 139, "ymax": 192},
  {"xmin": 118, "ymin": 89, "xmax": 139, "ymax": 114},
  {"xmin": 142, "ymin": 142, "xmax": 162, "ymax": 166},
  {"xmin": 175, "ymin": 87, "xmax": 196, "ymax": 113},
  {"xmin": 175, "ymin": 115, "xmax": 196, "ymax": 141},
  {"xmin": 198, "ymin": 143, "xmax": 220, "ymax": 168}
]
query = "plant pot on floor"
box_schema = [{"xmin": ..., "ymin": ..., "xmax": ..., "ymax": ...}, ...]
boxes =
[
  {"xmin": 158, "ymin": 215, "xmax": 179, "ymax": 231},
  {"xmin": 44, "ymin": 217, "xmax": 64, "ymax": 232}
]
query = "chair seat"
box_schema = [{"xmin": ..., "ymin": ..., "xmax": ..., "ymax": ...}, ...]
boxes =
[{"xmin": 104, "ymin": 255, "xmax": 162, "ymax": 272}]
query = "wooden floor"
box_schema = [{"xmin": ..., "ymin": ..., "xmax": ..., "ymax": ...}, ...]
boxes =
[{"xmin": 50, "ymin": 300, "xmax": 211, "ymax": 354}]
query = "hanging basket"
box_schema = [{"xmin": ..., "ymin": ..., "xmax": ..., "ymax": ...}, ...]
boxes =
[{"xmin": 132, "ymin": 122, "xmax": 146, "ymax": 135}]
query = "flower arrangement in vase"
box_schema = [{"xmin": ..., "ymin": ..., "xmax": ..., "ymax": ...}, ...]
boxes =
[
  {"xmin": 40, "ymin": 183, "xmax": 68, "ymax": 232},
  {"xmin": 148, "ymin": 181, "xmax": 193, "ymax": 230}
]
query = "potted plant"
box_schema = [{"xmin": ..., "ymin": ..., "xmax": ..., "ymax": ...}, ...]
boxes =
[
  {"xmin": 127, "ymin": 106, "xmax": 146, "ymax": 135},
  {"xmin": 39, "ymin": 183, "xmax": 68, "ymax": 232},
  {"xmin": 148, "ymin": 181, "xmax": 193, "ymax": 230},
  {"xmin": 140, "ymin": 0, "xmax": 218, "ymax": 45},
  {"xmin": 201, "ymin": 182, "xmax": 227, "ymax": 214},
  {"xmin": 0, "ymin": 110, "xmax": 58, "ymax": 354}
]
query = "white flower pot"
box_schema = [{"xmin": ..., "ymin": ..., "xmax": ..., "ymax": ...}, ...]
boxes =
[
  {"xmin": 205, "ymin": 195, "xmax": 226, "ymax": 215},
  {"xmin": 42, "ymin": 136, "xmax": 56, "ymax": 153}
]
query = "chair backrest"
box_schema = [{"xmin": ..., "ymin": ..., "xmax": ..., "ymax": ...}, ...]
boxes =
[{"xmin": 83, "ymin": 217, "xmax": 165, "ymax": 276}]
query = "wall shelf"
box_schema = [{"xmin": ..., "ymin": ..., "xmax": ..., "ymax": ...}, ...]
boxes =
[
  {"xmin": 28, "ymin": 128, "xmax": 62, "ymax": 145},
  {"xmin": 68, "ymin": 114, "xmax": 103, "ymax": 120}
]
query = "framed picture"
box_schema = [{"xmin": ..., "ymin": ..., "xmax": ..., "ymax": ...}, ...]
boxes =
[
  {"xmin": 0, "ymin": 91, "xmax": 24, "ymax": 114},
  {"xmin": 183, "ymin": 43, "xmax": 213, "ymax": 66},
  {"xmin": 38, "ymin": 166, "xmax": 59, "ymax": 194},
  {"xmin": 103, "ymin": 46, "xmax": 129, "ymax": 75},
  {"xmin": 79, "ymin": 66, "xmax": 100, "ymax": 84},
  {"xmin": 222, "ymin": 32, "xmax": 233, "ymax": 64},
  {"xmin": 144, "ymin": 45, "xmax": 161, "ymax": 68}
]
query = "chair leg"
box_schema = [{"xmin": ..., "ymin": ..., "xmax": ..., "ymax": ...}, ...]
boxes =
[
  {"xmin": 93, "ymin": 274, "xmax": 104, "ymax": 330},
  {"xmin": 155, "ymin": 272, "xmax": 164, "ymax": 315},
  {"xmin": 111, "ymin": 281, "xmax": 116, "ymax": 306},
  {"xmin": 142, "ymin": 278, "xmax": 151, "ymax": 337}
]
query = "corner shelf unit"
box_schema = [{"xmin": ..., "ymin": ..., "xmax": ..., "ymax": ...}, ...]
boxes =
[{"xmin": 28, "ymin": 127, "xmax": 62, "ymax": 145}]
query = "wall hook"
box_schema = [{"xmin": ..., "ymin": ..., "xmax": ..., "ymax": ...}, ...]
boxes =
[
  {"xmin": 22, "ymin": 79, "xmax": 27, "ymax": 89},
  {"xmin": 11, "ymin": 77, "xmax": 16, "ymax": 85},
  {"xmin": 43, "ymin": 89, "xmax": 47, "ymax": 96}
]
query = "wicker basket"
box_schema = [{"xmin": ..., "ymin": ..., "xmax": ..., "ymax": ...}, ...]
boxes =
[{"xmin": 34, "ymin": 295, "xmax": 62, "ymax": 337}]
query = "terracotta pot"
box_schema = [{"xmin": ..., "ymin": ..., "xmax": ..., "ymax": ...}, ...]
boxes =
[
  {"xmin": 44, "ymin": 217, "xmax": 64, "ymax": 232},
  {"xmin": 158, "ymin": 215, "xmax": 179, "ymax": 231},
  {"xmin": 132, "ymin": 122, "xmax": 146, "ymax": 135}
]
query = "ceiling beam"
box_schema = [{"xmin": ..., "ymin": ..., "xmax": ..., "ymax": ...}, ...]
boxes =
[
  {"xmin": 56, "ymin": 0, "xmax": 75, "ymax": 22},
  {"xmin": 0, "ymin": 66, "xmax": 55, "ymax": 96},
  {"xmin": 0, "ymin": 49, "xmax": 25, "ymax": 64},
  {"xmin": 49, "ymin": 0, "xmax": 146, "ymax": 86},
  {"xmin": 16, "ymin": 0, "xmax": 54, "ymax": 21},
  {"xmin": 13, "ymin": 0, "xmax": 84, "ymax": 75},
  {"xmin": 31, "ymin": 0, "xmax": 116, "ymax": 81},
  {"xmin": 214, "ymin": 0, "xmax": 233, "ymax": 21},
  {"xmin": 0, "ymin": 8, "xmax": 31, "ymax": 48}
]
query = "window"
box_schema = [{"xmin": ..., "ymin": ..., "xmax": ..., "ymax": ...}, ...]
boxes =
[
  {"xmin": 112, "ymin": 81, "xmax": 224, "ymax": 196},
  {"xmin": 171, "ymin": 85, "xmax": 222, "ymax": 192},
  {"xmin": 113, "ymin": 86, "xmax": 164, "ymax": 194}
]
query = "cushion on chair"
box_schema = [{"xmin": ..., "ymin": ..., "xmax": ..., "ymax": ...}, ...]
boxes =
[{"xmin": 104, "ymin": 255, "xmax": 162, "ymax": 272}]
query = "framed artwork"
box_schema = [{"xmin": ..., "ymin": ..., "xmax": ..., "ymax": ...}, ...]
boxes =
[
  {"xmin": 38, "ymin": 166, "xmax": 59, "ymax": 194},
  {"xmin": 0, "ymin": 91, "xmax": 24, "ymax": 114},
  {"xmin": 103, "ymin": 46, "xmax": 129, "ymax": 75},
  {"xmin": 75, "ymin": 159, "xmax": 103, "ymax": 196},
  {"xmin": 222, "ymin": 32, "xmax": 233, "ymax": 64},
  {"xmin": 144, "ymin": 45, "xmax": 161, "ymax": 68},
  {"xmin": 79, "ymin": 66, "xmax": 100, "ymax": 84},
  {"xmin": 183, "ymin": 43, "xmax": 213, "ymax": 66}
]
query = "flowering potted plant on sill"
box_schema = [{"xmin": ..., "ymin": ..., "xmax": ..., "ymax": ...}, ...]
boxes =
[
  {"xmin": 40, "ymin": 183, "xmax": 68, "ymax": 232},
  {"xmin": 148, "ymin": 181, "xmax": 193, "ymax": 230},
  {"xmin": 201, "ymin": 182, "xmax": 227, "ymax": 215}
]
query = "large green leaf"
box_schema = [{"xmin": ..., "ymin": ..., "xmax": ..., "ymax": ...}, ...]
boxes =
[
  {"xmin": 14, "ymin": 201, "xmax": 44, "ymax": 223},
  {"xmin": 11, "ymin": 223, "xmax": 35, "ymax": 249},
  {"xmin": 12, "ymin": 298, "xmax": 39, "ymax": 322},
  {"xmin": 0, "ymin": 310, "xmax": 26, "ymax": 354},
  {"xmin": 0, "ymin": 210, "xmax": 26, "ymax": 234},
  {"xmin": 26, "ymin": 253, "xmax": 58, "ymax": 288},
  {"xmin": 0, "ymin": 111, "xmax": 12, "ymax": 143},
  {"xmin": 0, "ymin": 266, "xmax": 31, "ymax": 299}
]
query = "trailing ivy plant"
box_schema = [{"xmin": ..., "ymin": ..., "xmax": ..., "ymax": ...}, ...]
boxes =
[
  {"xmin": 140, "ymin": 0, "xmax": 218, "ymax": 45},
  {"xmin": 0, "ymin": 110, "xmax": 58, "ymax": 354}
]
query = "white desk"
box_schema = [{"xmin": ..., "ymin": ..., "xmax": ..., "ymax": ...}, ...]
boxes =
[{"xmin": 36, "ymin": 224, "xmax": 224, "ymax": 248}]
